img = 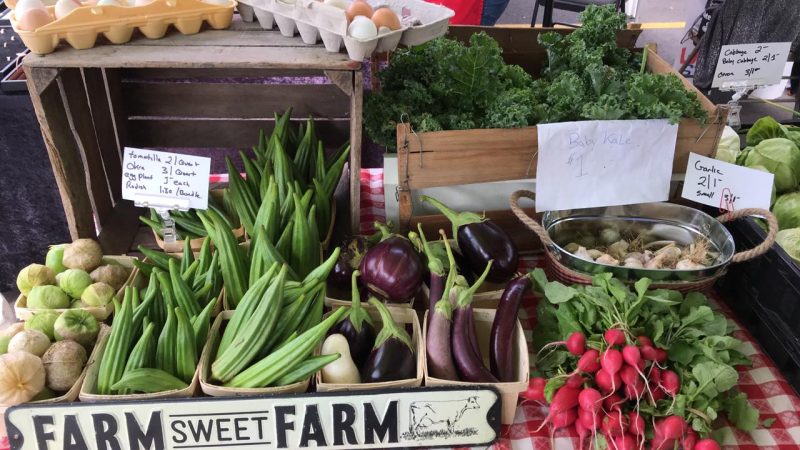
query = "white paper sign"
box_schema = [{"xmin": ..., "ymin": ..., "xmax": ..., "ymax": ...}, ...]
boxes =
[
  {"xmin": 535, "ymin": 119, "xmax": 678, "ymax": 212},
  {"xmin": 5, "ymin": 387, "xmax": 500, "ymax": 450},
  {"xmin": 681, "ymin": 153, "xmax": 773, "ymax": 211},
  {"xmin": 712, "ymin": 42, "xmax": 792, "ymax": 89},
  {"xmin": 122, "ymin": 147, "xmax": 211, "ymax": 210}
]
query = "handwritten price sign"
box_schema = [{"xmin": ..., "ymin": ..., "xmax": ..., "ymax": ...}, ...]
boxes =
[
  {"xmin": 535, "ymin": 119, "xmax": 678, "ymax": 212},
  {"xmin": 712, "ymin": 42, "xmax": 791, "ymax": 89},
  {"xmin": 121, "ymin": 148, "xmax": 211, "ymax": 210},
  {"xmin": 681, "ymin": 153, "xmax": 773, "ymax": 212}
]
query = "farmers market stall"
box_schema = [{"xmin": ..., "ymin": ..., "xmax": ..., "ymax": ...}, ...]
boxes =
[{"xmin": 3, "ymin": 3, "xmax": 800, "ymax": 450}]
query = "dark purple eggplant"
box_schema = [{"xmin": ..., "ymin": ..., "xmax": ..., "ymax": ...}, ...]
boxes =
[
  {"xmin": 328, "ymin": 270, "xmax": 376, "ymax": 367},
  {"xmin": 359, "ymin": 224, "xmax": 423, "ymax": 303},
  {"xmin": 421, "ymin": 196, "xmax": 518, "ymax": 284},
  {"xmin": 412, "ymin": 225, "xmax": 448, "ymax": 312},
  {"xmin": 453, "ymin": 249, "xmax": 476, "ymax": 285},
  {"xmin": 361, "ymin": 299, "xmax": 416, "ymax": 382},
  {"xmin": 452, "ymin": 261, "xmax": 498, "ymax": 383},
  {"xmin": 426, "ymin": 235, "xmax": 459, "ymax": 381},
  {"xmin": 490, "ymin": 274, "xmax": 531, "ymax": 382},
  {"xmin": 326, "ymin": 235, "xmax": 371, "ymax": 292}
]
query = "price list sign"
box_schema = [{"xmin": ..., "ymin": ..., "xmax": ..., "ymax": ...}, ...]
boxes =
[
  {"xmin": 121, "ymin": 148, "xmax": 211, "ymax": 210},
  {"xmin": 681, "ymin": 153, "xmax": 773, "ymax": 211},
  {"xmin": 712, "ymin": 42, "xmax": 791, "ymax": 89}
]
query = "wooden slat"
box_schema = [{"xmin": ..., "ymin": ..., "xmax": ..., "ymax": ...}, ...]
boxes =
[
  {"xmin": 349, "ymin": 71, "xmax": 363, "ymax": 234},
  {"xmin": 126, "ymin": 118, "xmax": 350, "ymax": 148},
  {"xmin": 412, "ymin": 209, "xmax": 544, "ymax": 253},
  {"xmin": 121, "ymin": 82, "xmax": 350, "ymax": 118},
  {"xmin": 24, "ymin": 66, "xmax": 96, "ymax": 239},
  {"xmin": 121, "ymin": 68, "xmax": 328, "ymax": 79},
  {"xmin": 104, "ymin": 69, "xmax": 129, "ymax": 155},
  {"xmin": 82, "ymin": 68, "xmax": 123, "ymax": 202},
  {"xmin": 97, "ymin": 201, "xmax": 146, "ymax": 255}
]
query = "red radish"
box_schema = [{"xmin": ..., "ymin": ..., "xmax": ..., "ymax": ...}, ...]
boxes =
[
  {"xmin": 650, "ymin": 384, "xmax": 666, "ymax": 401},
  {"xmin": 601, "ymin": 411, "xmax": 626, "ymax": 437},
  {"xmin": 683, "ymin": 428, "xmax": 698, "ymax": 450},
  {"xmin": 656, "ymin": 415, "xmax": 687, "ymax": 440},
  {"xmin": 521, "ymin": 377, "xmax": 546, "ymax": 402},
  {"xmin": 695, "ymin": 438, "xmax": 721, "ymax": 450},
  {"xmin": 620, "ymin": 365, "xmax": 639, "ymax": 386},
  {"xmin": 534, "ymin": 385, "xmax": 580, "ymax": 432},
  {"xmin": 623, "ymin": 378, "xmax": 645, "ymax": 400},
  {"xmin": 654, "ymin": 348, "xmax": 668, "ymax": 363},
  {"xmin": 578, "ymin": 408, "xmax": 598, "ymax": 430},
  {"xmin": 551, "ymin": 408, "xmax": 577, "ymax": 430},
  {"xmin": 614, "ymin": 434, "xmax": 637, "ymax": 450},
  {"xmin": 629, "ymin": 412, "xmax": 645, "ymax": 436},
  {"xmin": 622, "ymin": 345, "xmax": 641, "ymax": 368},
  {"xmin": 566, "ymin": 373, "xmax": 584, "ymax": 388},
  {"xmin": 604, "ymin": 328, "xmax": 625, "ymax": 346},
  {"xmin": 661, "ymin": 370, "xmax": 680, "ymax": 396},
  {"xmin": 636, "ymin": 335, "xmax": 652, "ymax": 347},
  {"xmin": 601, "ymin": 348, "xmax": 623, "ymax": 375},
  {"xmin": 595, "ymin": 369, "xmax": 621, "ymax": 394},
  {"xmin": 577, "ymin": 349, "xmax": 601, "ymax": 373},
  {"xmin": 648, "ymin": 366, "xmax": 662, "ymax": 383},
  {"xmin": 603, "ymin": 393, "xmax": 623, "ymax": 411},
  {"xmin": 566, "ymin": 332, "xmax": 586, "ymax": 356},
  {"xmin": 641, "ymin": 345, "xmax": 658, "ymax": 361},
  {"xmin": 578, "ymin": 387, "xmax": 602, "ymax": 412},
  {"xmin": 575, "ymin": 416, "xmax": 590, "ymax": 450}
]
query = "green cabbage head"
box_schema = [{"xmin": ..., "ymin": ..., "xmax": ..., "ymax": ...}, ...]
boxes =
[
  {"xmin": 776, "ymin": 228, "xmax": 800, "ymax": 264},
  {"xmin": 773, "ymin": 192, "xmax": 800, "ymax": 230},
  {"xmin": 744, "ymin": 138, "xmax": 800, "ymax": 193},
  {"xmin": 715, "ymin": 126, "xmax": 741, "ymax": 163}
]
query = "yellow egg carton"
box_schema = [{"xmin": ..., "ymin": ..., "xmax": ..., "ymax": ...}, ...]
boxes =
[{"xmin": 10, "ymin": 0, "xmax": 235, "ymax": 55}]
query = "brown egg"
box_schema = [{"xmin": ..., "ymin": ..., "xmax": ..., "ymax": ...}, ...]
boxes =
[
  {"xmin": 371, "ymin": 6, "xmax": 399, "ymax": 31},
  {"xmin": 345, "ymin": 0, "xmax": 372, "ymax": 22},
  {"xmin": 16, "ymin": 7, "xmax": 53, "ymax": 30}
]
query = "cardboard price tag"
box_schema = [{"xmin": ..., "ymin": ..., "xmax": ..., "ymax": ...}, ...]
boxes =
[
  {"xmin": 122, "ymin": 147, "xmax": 211, "ymax": 210},
  {"xmin": 712, "ymin": 42, "xmax": 791, "ymax": 89},
  {"xmin": 535, "ymin": 119, "xmax": 678, "ymax": 212},
  {"xmin": 681, "ymin": 153, "xmax": 773, "ymax": 211}
]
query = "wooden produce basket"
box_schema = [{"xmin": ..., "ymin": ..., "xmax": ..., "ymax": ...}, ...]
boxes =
[
  {"xmin": 396, "ymin": 47, "xmax": 727, "ymax": 253},
  {"xmin": 14, "ymin": 255, "xmax": 137, "ymax": 321},
  {"xmin": 199, "ymin": 311, "xmax": 310, "ymax": 396},
  {"xmin": 0, "ymin": 324, "xmax": 110, "ymax": 437},
  {"xmin": 324, "ymin": 288, "xmax": 417, "ymax": 309},
  {"xmin": 421, "ymin": 281, "xmax": 505, "ymax": 309},
  {"xmin": 316, "ymin": 305, "xmax": 423, "ymax": 391},
  {"xmin": 422, "ymin": 309, "xmax": 528, "ymax": 425}
]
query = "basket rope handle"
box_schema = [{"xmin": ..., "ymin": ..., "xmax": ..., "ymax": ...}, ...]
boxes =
[
  {"xmin": 716, "ymin": 208, "xmax": 778, "ymax": 263},
  {"xmin": 509, "ymin": 190, "xmax": 555, "ymax": 246}
]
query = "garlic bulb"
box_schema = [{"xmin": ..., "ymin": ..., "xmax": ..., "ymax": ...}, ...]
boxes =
[{"xmin": 0, "ymin": 352, "xmax": 46, "ymax": 405}]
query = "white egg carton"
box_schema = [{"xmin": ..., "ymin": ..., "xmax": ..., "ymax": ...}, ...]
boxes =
[{"xmin": 237, "ymin": 0, "xmax": 453, "ymax": 60}]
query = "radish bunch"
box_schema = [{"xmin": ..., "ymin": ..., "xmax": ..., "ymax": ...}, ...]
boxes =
[{"xmin": 525, "ymin": 328, "xmax": 722, "ymax": 450}]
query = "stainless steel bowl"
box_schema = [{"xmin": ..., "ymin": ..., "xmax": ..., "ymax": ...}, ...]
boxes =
[{"xmin": 542, "ymin": 203, "xmax": 736, "ymax": 282}]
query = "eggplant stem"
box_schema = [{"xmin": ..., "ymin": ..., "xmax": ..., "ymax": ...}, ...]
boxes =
[
  {"xmin": 346, "ymin": 270, "xmax": 373, "ymax": 332},
  {"xmin": 373, "ymin": 221, "xmax": 394, "ymax": 241},
  {"xmin": 418, "ymin": 225, "xmax": 445, "ymax": 276},
  {"xmin": 433, "ymin": 230, "xmax": 459, "ymax": 320},
  {"xmin": 420, "ymin": 195, "xmax": 483, "ymax": 236},
  {"xmin": 369, "ymin": 298, "xmax": 413, "ymax": 350},
  {"xmin": 456, "ymin": 260, "xmax": 493, "ymax": 308}
]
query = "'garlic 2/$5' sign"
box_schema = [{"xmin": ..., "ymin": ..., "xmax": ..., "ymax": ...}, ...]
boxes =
[{"xmin": 5, "ymin": 387, "xmax": 500, "ymax": 449}]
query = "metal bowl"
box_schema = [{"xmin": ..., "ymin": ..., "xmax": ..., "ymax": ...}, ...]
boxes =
[{"xmin": 542, "ymin": 203, "xmax": 736, "ymax": 282}]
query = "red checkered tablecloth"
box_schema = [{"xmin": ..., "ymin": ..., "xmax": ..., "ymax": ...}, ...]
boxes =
[{"xmin": 359, "ymin": 169, "xmax": 800, "ymax": 450}]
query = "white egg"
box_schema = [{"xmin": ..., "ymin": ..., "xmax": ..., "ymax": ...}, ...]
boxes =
[
  {"xmin": 13, "ymin": 0, "xmax": 46, "ymax": 17},
  {"xmin": 323, "ymin": 0, "xmax": 346, "ymax": 9},
  {"xmin": 54, "ymin": 0, "xmax": 81, "ymax": 18},
  {"xmin": 347, "ymin": 15, "xmax": 377, "ymax": 39},
  {"xmin": 96, "ymin": 0, "xmax": 120, "ymax": 6}
]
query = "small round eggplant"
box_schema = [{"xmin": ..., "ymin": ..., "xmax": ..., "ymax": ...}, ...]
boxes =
[
  {"xmin": 359, "ymin": 235, "xmax": 422, "ymax": 303},
  {"xmin": 362, "ymin": 299, "xmax": 416, "ymax": 382},
  {"xmin": 328, "ymin": 271, "xmax": 376, "ymax": 367},
  {"xmin": 326, "ymin": 236, "xmax": 370, "ymax": 292}
]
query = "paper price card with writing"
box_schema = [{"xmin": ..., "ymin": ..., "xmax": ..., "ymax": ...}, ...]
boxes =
[
  {"xmin": 535, "ymin": 119, "xmax": 678, "ymax": 212},
  {"xmin": 712, "ymin": 42, "xmax": 791, "ymax": 89},
  {"xmin": 681, "ymin": 153, "xmax": 773, "ymax": 211},
  {"xmin": 122, "ymin": 148, "xmax": 211, "ymax": 210}
]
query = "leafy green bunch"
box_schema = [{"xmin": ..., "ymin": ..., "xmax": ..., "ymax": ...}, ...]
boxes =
[
  {"xmin": 531, "ymin": 269, "xmax": 761, "ymax": 436},
  {"xmin": 364, "ymin": 33, "xmax": 537, "ymax": 150}
]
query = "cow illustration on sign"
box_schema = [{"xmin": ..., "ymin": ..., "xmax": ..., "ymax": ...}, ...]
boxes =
[{"xmin": 406, "ymin": 396, "xmax": 481, "ymax": 439}]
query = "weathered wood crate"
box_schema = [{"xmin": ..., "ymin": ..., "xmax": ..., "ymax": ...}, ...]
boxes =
[
  {"xmin": 22, "ymin": 19, "xmax": 363, "ymax": 255},
  {"xmin": 396, "ymin": 43, "xmax": 727, "ymax": 252}
]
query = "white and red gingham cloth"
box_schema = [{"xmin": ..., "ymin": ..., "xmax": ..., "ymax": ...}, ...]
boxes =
[{"xmin": 358, "ymin": 169, "xmax": 800, "ymax": 450}]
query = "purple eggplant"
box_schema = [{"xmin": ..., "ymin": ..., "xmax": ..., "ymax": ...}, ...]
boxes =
[
  {"xmin": 359, "ymin": 223, "xmax": 423, "ymax": 304},
  {"xmin": 326, "ymin": 235, "xmax": 371, "ymax": 293},
  {"xmin": 411, "ymin": 225, "xmax": 448, "ymax": 312},
  {"xmin": 490, "ymin": 274, "xmax": 531, "ymax": 382},
  {"xmin": 426, "ymin": 235, "xmax": 459, "ymax": 380},
  {"xmin": 361, "ymin": 298, "xmax": 416, "ymax": 382},
  {"xmin": 421, "ymin": 196, "xmax": 518, "ymax": 284},
  {"xmin": 328, "ymin": 270, "xmax": 376, "ymax": 367},
  {"xmin": 452, "ymin": 260, "xmax": 498, "ymax": 383}
]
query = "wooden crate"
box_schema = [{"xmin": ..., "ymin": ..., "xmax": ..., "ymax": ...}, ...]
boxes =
[
  {"xmin": 22, "ymin": 19, "xmax": 363, "ymax": 255},
  {"xmin": 397, "ymin": 47, "xmax": 727, "ymax": 252}
]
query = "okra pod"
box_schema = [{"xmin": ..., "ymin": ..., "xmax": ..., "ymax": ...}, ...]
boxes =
[{"xmin": 274, "ymin": 354, "xmax": 340, "ymax": 387}]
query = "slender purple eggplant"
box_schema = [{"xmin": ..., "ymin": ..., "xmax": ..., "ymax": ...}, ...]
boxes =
[
  {"xmin": 490, "ymin": 274, "xmax": 531, "ymax": 382},
  {"xmin": 359, "ymin": 223, "xmax": 423, "ymax": 303},
  {"xmin": 452, "ymin": 274, "xmax": 482, "ymax": 361},
  {"xmin": 328, "ymin": 270, "xmax": 376, "ymax": 367},
  {"xmin": 361, "ymin": 299, "xmax": 416, "ymax": 382},
  {"xmin": 421, "ymin": 196, "xmax": 518, "ymax": 284},
  {"xmin": 426, "ymin": 231, "xmax": 460, "ymax": 380},
  {"xmin": 452, "ymin": 260, "xmax": 498, "ymax": 383},
  {"xmin": 411, "ymin": 225, "xmax": 447, "ymax": 312}
]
